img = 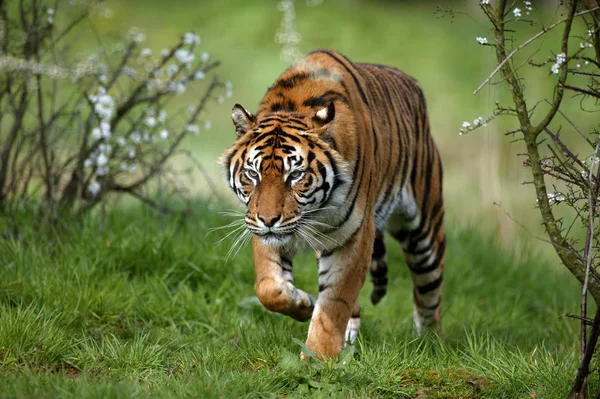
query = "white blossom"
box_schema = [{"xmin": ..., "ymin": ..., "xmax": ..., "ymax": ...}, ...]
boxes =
[
  {"xmin": 547, "ymin": 192, "xmax": 566, "ymax": 203},
  {"xmin": 481, "ymin": 0, "xmax": 490, "ymax": 4},
  {"xmin": 141, "ymin": 48, "xmax": 152, "ymax": 57},
  {"xmin": 194, "ymin": 70, "xmax": 205, "ymax": 80},
  {"xmin": 96, "ymin": 165, "xmax": 109, "ymax": 176},
  {"xmin": 462, "ymin": 121, "xmax": 471, "ymax": 128},
  {"xmin": 476, "ymin": 37, "xmax": 488, "ymax": 45},
  {"xmin": 201, "ymin": 52, "xmax": 210, "ymax": 62},
  {"xmin": 96, "ymin": 153, "xmax": 108, "ymax": 167},
  {"xmin": 100, "ymin": 121, "xmax": 111, "ymax": 139},
  {"xmin": 175, "ymin": 49, "xmax": 194, "ymax": 64},
  {"xmin": 204, "ymin": 121, "xmax": 212, "ymax": 130},
  {"xmin": 159, "ymin": 129, "xmax": 169, "ymax": 140},
  {"xmin": 217, "ymin": 96, "xmax": 224, "ymax": 104},
  {"xmin": 127, "ymin": 27, "xmax": 146, "ymax": 43},
  {"xmin": 551, "ymin": 52, "xmax": 566, "ymax": 74},
  {"xmin": 47, "ymin": 16, "xmax": 54, "ymax": 25},
  {"xmin": 116, "ymin": 137, "xmax": 126, "ymax": 146},
  {"xmin": 513, "ymin": 7, "xmax": 522, "ymax": 17},
  {"xmin": 123, "ymin": 66, "xmax": 137, "ymax": 77},
  {"xmin": 130, "ymin": 131, "xmax": 142, "ymax": 144},
  {"xmin": 128, "ymin": 148, "xmax": 136, "ymax": 159},
  {"xmin": 120, "ymin": 162, "xmax": 129, "ymax": 172},
  {"xmin": 183, "ymin": 32, "xmax": 200, "ymax": 45},
  {"xmin": 167, "ymin": 64, "xmax": 179, "ymax": 77},
  {"xmin": 47, "ymin": 8, "xmax": 55, "ymax": 15},
  {"xmin": 473, "ymin": 116, "xmax": 485, "ymax": 126},
  {"xmin": 91, "ymin": 128, "xmax": 102, "ymax": 140},
  {"xmin": 145, "ymin": 116, "xmax": 157, "ymax": 127},
  {"xmin": 98, "ymin": 143, "xmax": 112, "ymax": 154},
  {"xmin": 173, "ymin": 81, "xmax": 186, "ymax": 94},
  {"xmin": 91, "ymin": 91, "xmax": 115, "ymax": 120},
  {"xmin": 185, "ymin": 124, "xmax": 200, "ymax": 135},
  {"xmin": 84, "ymin": 158, "xmax": 94, "ymax": 168},
  {"xmin": 161, "ymin": 49, "xmax": 169, "ymax": 57},
  {"xmin": 587, "ymin": 155, "xmax": 600, "ymax": 166},
  {"xmin": 88, "ymin": 180, "xmax": 101, "ymax": 197},
  {"xmin": 158, "ymin": 110, "xmax": 167, "ymax": 123}
]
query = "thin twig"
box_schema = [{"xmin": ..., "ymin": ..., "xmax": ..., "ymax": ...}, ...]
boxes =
[
  {"xmin": 563, "ymin": 84, "xmax": 600, "ymax": 99},
  {"xmin": 474, "ymin": 6, "xmax": 600, "ymax": 95},
  {"xmin": 565, "ymin": 313, "xmax": 594, "ymax": 326},
  {"xmin": 544, "ymin": 99, "xmax": 593, "ymax": 146}
]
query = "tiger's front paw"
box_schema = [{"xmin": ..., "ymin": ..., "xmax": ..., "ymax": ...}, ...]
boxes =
[{"xmin": 287, "ymin": 291, "xmax": 316, "ymax": 322}]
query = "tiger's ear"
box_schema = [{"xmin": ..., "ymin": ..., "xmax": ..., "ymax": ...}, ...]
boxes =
[
  {"xmin": 313, "ymin": 102, "xmax": 335, "ymax": 125},
  {"xmin": 308, "ymin": 102, "xmax": 335, "ymax": 138},
  {"xmin": 232, "ymin": 104, "xmax": 256, "ymax": 137}
]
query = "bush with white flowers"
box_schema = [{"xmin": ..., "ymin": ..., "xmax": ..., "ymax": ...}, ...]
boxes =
[{"xmin": 0, "ymin": 2, "xmax": 231, "ymax": 216}]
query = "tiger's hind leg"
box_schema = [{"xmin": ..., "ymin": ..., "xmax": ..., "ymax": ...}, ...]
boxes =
[
  {"xmin": 388, "ymin": 186, "xmax": 445, "ymax": 335},
  {"xmin": 370, "ymin": 231, "xmax": 388, "ymax": 305}
]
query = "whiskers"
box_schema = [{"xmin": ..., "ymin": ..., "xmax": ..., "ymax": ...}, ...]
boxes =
[
  {"xmin": 225, "ymin": 227, "xmax": 252, "ymax": 262},
  {"xmin": 207, "ymin": 209, "xmax": 252, "ymax": 262}
]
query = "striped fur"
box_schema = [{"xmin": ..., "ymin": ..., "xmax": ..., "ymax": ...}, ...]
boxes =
[{"xmin": 222, "ymin": 49, "xmax": 445, "ymax": 359}]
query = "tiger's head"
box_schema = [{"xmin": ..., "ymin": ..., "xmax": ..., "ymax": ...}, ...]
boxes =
[{"xmin": 221, "ymin": 102, "xmax": 350, "ymax": 247}]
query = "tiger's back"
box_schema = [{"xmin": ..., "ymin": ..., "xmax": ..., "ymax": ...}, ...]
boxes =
[{"xmin": 223, "ymin": 49, "xmax": 445, "ymax": 358}]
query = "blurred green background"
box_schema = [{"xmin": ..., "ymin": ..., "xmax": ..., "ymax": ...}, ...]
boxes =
[{"xmin": 83, "ymin": 0, "xmax": 598, "ymax": 260}]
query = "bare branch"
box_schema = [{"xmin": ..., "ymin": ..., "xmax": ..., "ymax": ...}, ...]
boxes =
[{"xmin": 474, "ymin": 7, "xmax": 600, "ymax": 95}]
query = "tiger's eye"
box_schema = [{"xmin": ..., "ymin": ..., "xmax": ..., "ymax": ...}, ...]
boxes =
[
  {"xmin": 246, "ymin": 169, "xmax": 259, "ymax": 178},
  {"xmin": 288, "ymin": 170, "xmax": 304, "ymax": 180}
]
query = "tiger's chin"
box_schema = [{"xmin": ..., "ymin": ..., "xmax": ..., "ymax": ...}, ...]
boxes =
[{"xmin": 257, "ymin": 232, "xmax": 293, "ymax": 247}]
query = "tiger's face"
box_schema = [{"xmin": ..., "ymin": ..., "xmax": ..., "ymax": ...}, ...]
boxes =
[{"xmin": 222, "ymin": 103, "xmax": 349, "ymax": 247}]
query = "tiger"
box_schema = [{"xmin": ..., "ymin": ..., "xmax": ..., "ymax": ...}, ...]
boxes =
[{"xmin": 221, "ymin": 49, "xmax": 445, "ymax": 360}]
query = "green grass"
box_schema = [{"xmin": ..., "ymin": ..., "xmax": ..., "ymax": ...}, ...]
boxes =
[{"xmin": 0, "ymin": 202, "xmax": 591, "ymax": 398}]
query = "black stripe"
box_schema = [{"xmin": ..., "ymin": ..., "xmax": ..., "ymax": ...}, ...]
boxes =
[
  {"xmin": 409, "ymin": 201, "xmax": 443, "ymax": 252},
  {"xmin": 302, "ymin": 90, "xmax": 348, "ymax": 108},
  {"xmin": 416, "ymin": 275, "xmax": 443, "ymax": 295},
  {"xmin": 273, "ymin": 72, "xmax": 310, "ymax": 90},
  {"xmin": 411, "ymin": 212, "xmax": 445, "ymax": 255}
]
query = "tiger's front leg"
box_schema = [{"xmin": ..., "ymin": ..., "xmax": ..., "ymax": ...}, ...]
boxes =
[
  {"xmin": 252, "ymin": 236, "xmax": 315, "ymax": 321},
  {"xmin": 305, "ymin": 222, "xmax": 373, "ymax": 359}
]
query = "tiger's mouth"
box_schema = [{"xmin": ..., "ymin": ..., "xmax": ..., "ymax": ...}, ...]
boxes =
[{"xmin": 257, "ymin": 231, "xmax": 293, "ymax": 247}]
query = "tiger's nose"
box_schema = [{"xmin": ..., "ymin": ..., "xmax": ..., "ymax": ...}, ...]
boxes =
[{"xmin": 257, "ymin": 214, "xmax": 281, "ymax": 227}]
